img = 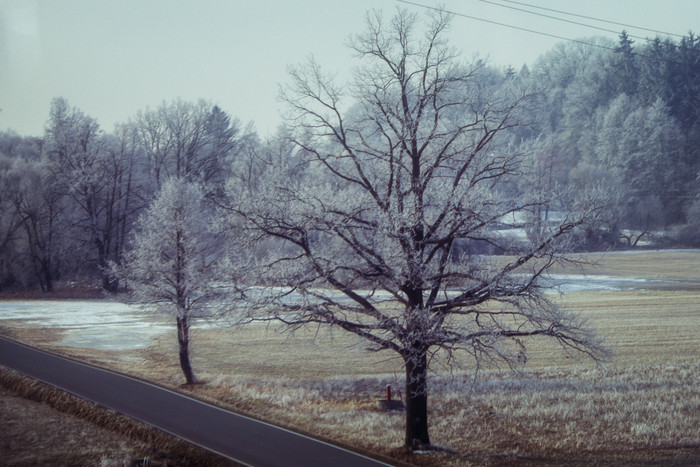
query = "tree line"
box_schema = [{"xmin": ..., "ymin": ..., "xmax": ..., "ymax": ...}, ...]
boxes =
[
  {"xmin": 0, "ymin": 98, "xmax": 256, "ymax": 292},
  {"xmin": 2, "ymin": 27, "xmax": 697, "ymax": 293},
  {"xmin": 522, "ymin": 30, "xmax": 700, "ymax": 244}
]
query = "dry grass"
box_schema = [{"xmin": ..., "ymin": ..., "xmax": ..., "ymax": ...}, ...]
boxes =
[
  {"xmin": 584, "ymin": 249, "xmax": 700, "ymax": 281},
  {"xmin": 2, "ymin": 250, "xmax": 700, "ymax": 465},
  {"xmin": 0, "ymin": 383, "xmax": 150, "ymax": 466}
]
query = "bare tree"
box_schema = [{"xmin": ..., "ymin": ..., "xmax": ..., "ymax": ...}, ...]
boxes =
[
  {"xmin": 0, "ymin": 137, "xmax": 32, "ymax": 288},
  {"xmin": 133, "ymin": 99, "xmax": 242, "ymax": 193},
  {"xmin": 44, "ymin": 98, "xmax": 141, "ymax": 291},
  {"xmin": 7, "ymin": 158, "xmax": 65, "ymax": 292},
  {"xmin": 102, "ymin": 124, "xmax": 150, "ymax": 286},
  {"xmin": 231, "ymin": 9, "xmax": 608, "ymax": 449},
  {"xmin": 0, "ymin": 133, "xmax": 65, "ymax": 290}
]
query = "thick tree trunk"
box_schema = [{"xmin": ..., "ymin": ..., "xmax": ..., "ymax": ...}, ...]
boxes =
[
  {"xmin": 176, "ymin": 315, "xmax": 197, "ymax": 384},
  {"xmin": 404, "ymin": 349, "xmax": 430, "ymax": 449}
]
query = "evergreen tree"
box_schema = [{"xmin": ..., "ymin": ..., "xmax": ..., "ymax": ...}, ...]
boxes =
[{"xmin": 613, "ymin": 30, "xmax": 639, "ymax": 96}]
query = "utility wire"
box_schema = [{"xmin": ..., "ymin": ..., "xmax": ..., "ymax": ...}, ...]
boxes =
[
  {"xmin": 499, "ymin": 0, "xmax": 685, "ymax": 38},
  {"xmin": 475, "ymin": 0, "xmax": 700, "ymax": 56},
  {"xmin": 396, "ymin": 0, "xmax": 697, "ymax": 67},
  {"xmin": 397, "ymin": 0, "xmax": 609, "ymax": 49},
  {"xmin": 476, "ymin": 0, "xmax": 678, "ymax": 45}
]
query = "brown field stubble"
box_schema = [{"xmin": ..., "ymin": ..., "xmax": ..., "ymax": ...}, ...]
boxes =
[{"xmin": 1, "ymin": 250, "xmax": 700, "ymax": 465}]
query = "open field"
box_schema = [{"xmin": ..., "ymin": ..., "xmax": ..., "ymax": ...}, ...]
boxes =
[{"xmin": 1, "ymin": 250, "xmax": 700, "ymax": 465}]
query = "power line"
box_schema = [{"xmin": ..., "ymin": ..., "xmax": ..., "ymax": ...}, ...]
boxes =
[
  {"xmin": 397, "ymin": 0, "xmax": 611, "ymax": 50},
  {"xmin": 396, "ymin": 0, "xmax": 696, "ymax": 67},
  {"xmin": 499, "ymin": 0, "xmax": 685, "ymax": 38},
  {"xmin": 475, "ymin": 0, "xmax": 678, "ymax": 46}
]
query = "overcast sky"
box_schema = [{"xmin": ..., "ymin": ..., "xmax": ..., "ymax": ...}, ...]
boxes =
[{"xmin": 1, "ymin": 0, "xmax": 698, "ymax": 137}]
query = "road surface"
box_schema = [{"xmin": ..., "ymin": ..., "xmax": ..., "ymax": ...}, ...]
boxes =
[{"xmin": 0, "ymin": 336, "xmax": 392, "ymax": 467}]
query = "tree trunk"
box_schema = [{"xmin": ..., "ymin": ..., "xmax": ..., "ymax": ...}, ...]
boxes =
[
  {"xmin": 404, "ymin": 349, "xmax": 430, "ymax": 449},
  {"xmin": 96, "ymin": 240, "xmax": 119, "ymax": 292},
  {"xmin": 40, "ymin": 257, "xmax": 54, "ymax": 293},
  {"xmin": 176, "ymin": 315, "xmax": 197, "ymax": 384},
  {"xmin": 102, "ymin": 273, "xmax": 119, "ymax": 293}
]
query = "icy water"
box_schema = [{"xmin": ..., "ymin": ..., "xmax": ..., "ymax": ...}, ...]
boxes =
[{"xmin": 543, "ymin": 274, "xmax": 690, "ymax": 292}]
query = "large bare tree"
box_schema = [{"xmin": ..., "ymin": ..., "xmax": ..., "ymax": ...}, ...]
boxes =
[{"xmin": 232, "ymin": 9, "xmax": 607, "ymax": 449}]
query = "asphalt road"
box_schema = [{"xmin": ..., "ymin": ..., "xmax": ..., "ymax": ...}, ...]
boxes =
[{"xmin": 0, "ymin": 336, "xmax": 391, "ymax": 467}]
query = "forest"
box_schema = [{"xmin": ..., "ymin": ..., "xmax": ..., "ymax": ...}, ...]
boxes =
[{"xmin": 1, "ymin": 29, "xmax": 699, "ymax": 294}]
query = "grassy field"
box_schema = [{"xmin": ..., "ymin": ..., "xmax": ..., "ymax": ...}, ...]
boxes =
[{"xmin": 2, "ymin": 250, "xmax": 700, "ymax": 465}]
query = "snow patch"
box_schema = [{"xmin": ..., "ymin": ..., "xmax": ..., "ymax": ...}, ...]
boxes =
[{"xmin": 0, "ymin": 300, "xmax": 171, "ymax": 350}]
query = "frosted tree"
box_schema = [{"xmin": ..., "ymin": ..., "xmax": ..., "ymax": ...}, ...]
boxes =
[
  {"xmin": 6, "ymin": 158, "xmax": 66, "ymax": 292},
  {"xmin": 591, "ymin": 95, "xmax": 684, "ymax": 231},
  {"xmin": 0, "ymin": 133, "xmax": 68, "ymax": 290},
  {"xmin": 231, "ymin": 9, "xmax": 608, "ymax": 449},
  {"xmin": 0, "ymin": 137, "xmax": 28, "ymax": 289},
  {"xmin": 612, "ymin": 30, "xmax": 638, "ymax": 96},
  {"xmin": 117, "ymin": 177, "xmax": 223, "ymax": 384},
  {"xmin": 44, "ymin": 98, "xmax": 139, "ymax": 291}
]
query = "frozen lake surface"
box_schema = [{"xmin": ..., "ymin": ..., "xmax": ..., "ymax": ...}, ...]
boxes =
[
  {"xmin": 544, "ymin": 274, "xmax": 663, "ymax": 292},
  {"xmin": 0, "ymin": 271, "xmax": 696, "ymax": 352},
  {"xmin": 0, "ymin": 300, "xmax": 172, "ymax": 351}
]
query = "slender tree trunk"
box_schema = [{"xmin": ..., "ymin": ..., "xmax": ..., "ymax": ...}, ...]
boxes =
[
  {"xmin": 42, "ymin": 265, "xmax": 54, "ymax": 292},
  {"xmin": 404, "ymin": 348, "xmax": 430, "ymax": 449},
  {"xmin": 176, "ymin": 315, "xmax": 197, "ymax": 384}
]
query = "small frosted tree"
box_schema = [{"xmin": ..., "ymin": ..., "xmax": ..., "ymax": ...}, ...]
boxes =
[{"xmin": 117, "ymin": 177, "xmax": 222, "ymax": 384}]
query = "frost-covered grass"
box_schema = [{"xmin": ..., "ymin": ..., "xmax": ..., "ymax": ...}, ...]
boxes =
[
  {"xmin": 430, "ymin": 364, "xmax": 700, "ymax": 459},
  {"xmin": 178, "ymin": 288, "xmax": 700, "ymax": 464},
  {"xmin": 175, "ymin": 359, "xmax": 700, "ymax": 464}
]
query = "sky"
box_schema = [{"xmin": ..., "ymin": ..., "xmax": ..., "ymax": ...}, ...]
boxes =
[{"xmin": 1, "ymin": 0, "xmax": 698, "ymax": 138}]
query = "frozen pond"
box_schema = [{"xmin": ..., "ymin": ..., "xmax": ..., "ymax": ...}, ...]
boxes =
[
  {"xmin": 0, "ymin": 272, "xmax": 697, "ymax": 352},
  {"xmin": 545, "ymin": 274, "xmax": 667, "ymax": 292},
  {"xmin": 0, "ymin": 300, "xmax": 172, "ymax": 351}
]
